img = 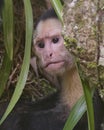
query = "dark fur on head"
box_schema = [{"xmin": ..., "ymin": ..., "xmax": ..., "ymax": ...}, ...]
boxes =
[{"xmin": 36, "ymin": 9, "xmax": 58, "ymax": 27}]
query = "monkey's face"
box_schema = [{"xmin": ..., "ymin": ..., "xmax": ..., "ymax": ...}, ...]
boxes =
[{"xmin": 33, "ymin": 18, "xmax": 74, "ymax": 76}]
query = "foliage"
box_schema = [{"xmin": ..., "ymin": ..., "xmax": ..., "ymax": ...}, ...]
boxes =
[
  {"xmin": 0, "ymin": 0, "xmax": 13, "ymax": 97},
  {"xmin": 0, "ymin": 0, "xmax": 33, "ymax": 124}
]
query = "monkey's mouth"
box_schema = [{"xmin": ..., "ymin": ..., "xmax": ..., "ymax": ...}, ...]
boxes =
[{"xmin": 45, "ymin": 61, "xmax": 64, "ymax": 69}]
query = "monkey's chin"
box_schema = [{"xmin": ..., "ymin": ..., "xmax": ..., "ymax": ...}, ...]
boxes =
[{"xmin": 45, "ymin": 61, "xmax": 65, "ymax": 75}]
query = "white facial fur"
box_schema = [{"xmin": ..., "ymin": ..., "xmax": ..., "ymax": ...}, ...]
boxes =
[{"xmin": 33, "ymin": 18, "xmax": 74, "ymax": 76}]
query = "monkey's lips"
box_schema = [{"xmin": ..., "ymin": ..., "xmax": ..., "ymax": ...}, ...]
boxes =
[{"xmin": 44, "ymin": 61, "xmax": 65, "ymax": 70}]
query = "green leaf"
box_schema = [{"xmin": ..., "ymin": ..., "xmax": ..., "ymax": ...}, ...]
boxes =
[
  {"xmin": 0, "ymin": 53, "xmax": 12, "ymax": 97},
  {"xmin": 2, "ymin": 0, "xmax": 13, "ymax": 60},
  {"xmin": 50, "ymin": 0, "xmax": 63, "ymax": 23},
  {"xmin": 81, "ymin": 79, "xmax": 95, "ymax": 130},
  {"xmin": 0, "ymin": 0, "xmax": 13, "ymax": 97},
  {"xmin": 63, "ymin": 96, "xmax": 86, "ymax": 130},
  {"xmin": 0, "ymin": 0, "xmax": 33, "ymax": 125}
]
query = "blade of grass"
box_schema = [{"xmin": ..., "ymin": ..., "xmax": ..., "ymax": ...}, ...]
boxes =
[
  {"xmin": 0, "ymin": 0, "xmax": 13, "ymax": 97},
  {"xmin": 0, "ymin": 0, "xmax": 33, "ymax": 124},
  {"xmin": 63, "ymin": 96, "xmax": 86, "ymax": 130},
  {"xmin": 81, "ymin": 79, "xmax": 95, "ymax": 130},
  {"xmin": 50, "ymin": 0, "xmax": 63, "ymax": 23},
  {"xmin": 0, "ymin": 53, "xmax": 12, "ymax": 97},
  {"xmin": 2, "ymin": 0, "xmax": 13, "ymax": 60}
]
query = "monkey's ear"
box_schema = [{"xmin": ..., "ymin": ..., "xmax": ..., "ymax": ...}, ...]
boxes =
[{"xmin": 30, "ymin": 57, "xmax": 39, "ymax": 78}]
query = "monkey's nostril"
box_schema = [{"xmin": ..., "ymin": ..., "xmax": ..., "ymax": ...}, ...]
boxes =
[{"xmin": 50, "ymin": 53, "xmax": 52, "ymax": 57}]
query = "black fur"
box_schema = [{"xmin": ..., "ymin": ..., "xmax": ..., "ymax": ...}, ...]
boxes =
[
  {"xmin": 0, "ymin": 0, "xmax": 4, "ymax": 11},
  {"xmin": 0, "ymin": 92, "xmax": 67, "ymax": 130},
  {"xmin": 74, "ymin": 91, "xmax": 104, "ymax": 130},
  {"xmin": 36, "ymin": 8, "xmax": 58, "ymax": 27},
  {"xmin": 0, "ymin": 91, "xmax": 104, "ymax": 130}
]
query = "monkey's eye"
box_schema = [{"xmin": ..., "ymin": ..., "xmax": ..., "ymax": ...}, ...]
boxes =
[
  {"xmin": 52, "ymin": 37, "xmax": 59, "ymax": 44},
  {"xmin": 37, "ymin": 42, "xmax": 45, "ymax": 48}
]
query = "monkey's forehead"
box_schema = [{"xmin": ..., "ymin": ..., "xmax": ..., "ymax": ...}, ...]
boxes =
[
  {"xmin": 33, "ymin": 18, "xmax": 62, "ymax": 40},
  {"xmin": 33, "ymin": 29, "xmax": 63, "ymax": 44}
]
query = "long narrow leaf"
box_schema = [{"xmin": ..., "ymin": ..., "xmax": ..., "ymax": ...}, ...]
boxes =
[
  {"xmin": 0, "ymin": 0, "xmax": 13, "ymax": 97},
  {"xmin": 50, "ymin": 0, "xmax": 63, "ymax": 23},
  {"xmin": 0, "ymin": 53, "xmax": 12, "ymax": 97},
  {"xmin": 0, "ymin": 0, "xmax": 33, "ymax": 124},
  {"xmin": 2, "ymin": 0, "xmax": 13, "ymax": 60},
  {"xmin": 81, "ymin": 79, "xmax": 95, "ymax": 130},
  {"xmin": 63, "ymin": 96, "xmax": 86, "ymax": 130}
]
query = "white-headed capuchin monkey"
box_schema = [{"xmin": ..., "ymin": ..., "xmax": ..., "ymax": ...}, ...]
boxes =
[
  {"xmin": 0, "ymin": 9, "xmax": 104, "ymax": 130},
  {"xmin": 31, "ymin": 8, "xmax": 83, "ymax": 109}
]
